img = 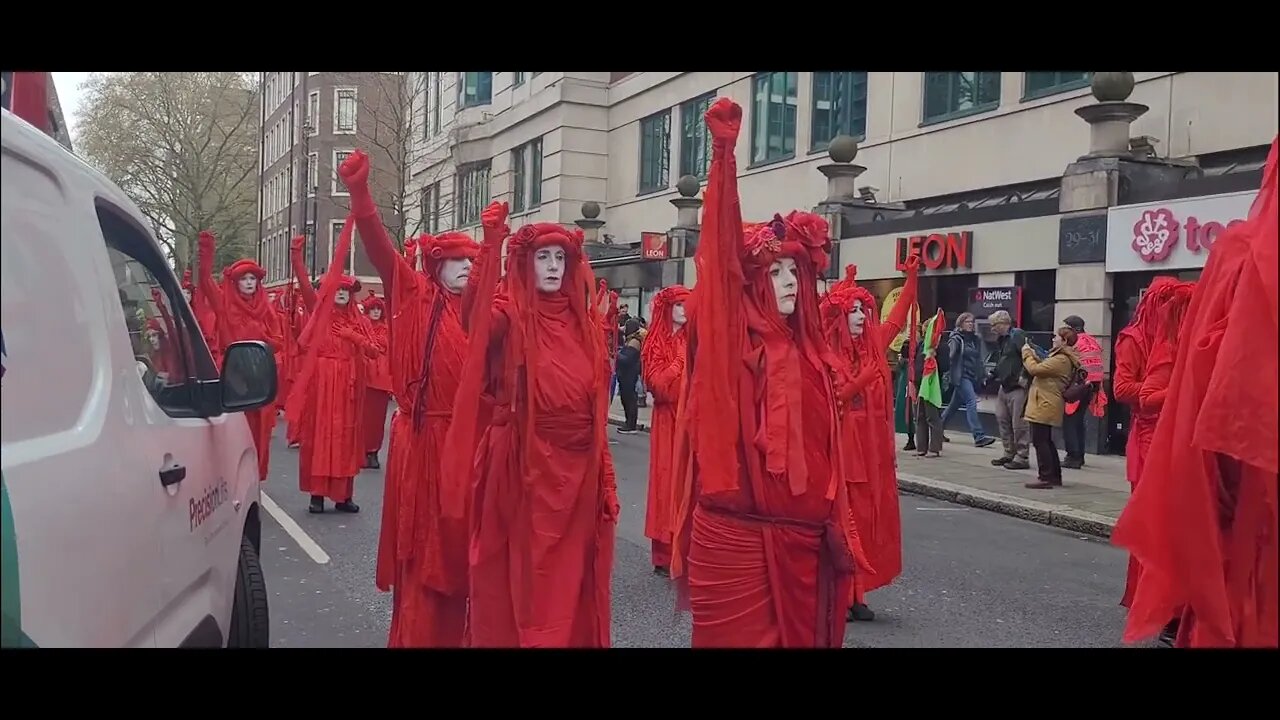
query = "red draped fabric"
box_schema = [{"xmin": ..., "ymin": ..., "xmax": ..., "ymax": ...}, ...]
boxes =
[{"xmin": 641, "ymin": 285, "xmax": 690, "ymax": 569}]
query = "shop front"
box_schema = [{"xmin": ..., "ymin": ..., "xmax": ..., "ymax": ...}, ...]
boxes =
[
  {"xmin": 1103, "ymin": 188, "xmax": 1258, "ymax": 451},
  {"xmin": 838, "ymin": 211, "xmax": 1062, "ymax": 438}
]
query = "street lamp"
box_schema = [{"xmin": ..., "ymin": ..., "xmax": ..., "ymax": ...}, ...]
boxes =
[{"xmin": 300, "ymin": 122, "xmax": 318, "ymax": 278}]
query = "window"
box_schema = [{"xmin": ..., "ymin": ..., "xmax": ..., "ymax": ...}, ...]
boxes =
[
  {"xmin": 639, "ymin": 110, "xmax": 671, "ymax": 194},
  {"xmin": 751, "ymin": 71, "xmax": 798, "ymax": 165},
  {"xmin": 679, "ymin": 93, "xmax": 715, "ymax": 180},
  {"xmin": 432, "ymin": 72, "xmax": 442, "ymax": 134},
  {"xmin": 329, "ymin": 220, "xmax": 358, "ymax": 271},
  {"xmin": 333, "ymin": 150, "xmax": 353, "ymax": 196},
  {"xmin": 811, "ymin": 71, "xmax": 868, "ymax": 151},
  {"xmin": 421, "ymin": 182, "xmax": 441, "ymax": 234},
  {"xmin": 334, "ymin": 88, "xmax": 358, "ymax": 134},
  {"xmin": 98, "ymin": 202, "xmax": 215, "ymax": 416},
  {"xmin": 513, "ymin": 72, "xmax": 526, "ymax": 87},
  {"xmin": 422, "ymin": 74, "xmax": 432, "ymax": 140},
  {"xmin": 455, "ymin": 162, "xmax": 491, "ymax": 227},
  {"xmin": 307, "ymin": 152, "xmax": 318, "ymax": 196},
  {"xmin": 458, "ymin": 72, "xmax": 493, "ymax": 108},
  {"xmin": 1023, "ymin": 71, "xmax": 1091, "ymax": 100},
  {"xmin": 306, "ymin": 91, "xmax": 319, "ymax": 135},
  {"xmin": 529, "ymin": 137, "xmax": 542, "ymax": 208},
  {"xmin": 511, "ymin": 144, "xmax": 527, "ymax": 213},
  {"xmin": 922, "ymin": 71, "xmax": 1001, "ymax": 124}
]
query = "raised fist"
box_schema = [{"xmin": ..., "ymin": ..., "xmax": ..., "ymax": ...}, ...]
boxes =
[
  {"xmin": 706, "ymin": 98, "xmax": 742, "ymax": 143},
  {"xmin": 404, "ymin": 236, "xmax": 417, "ymax": 249},
  {"xmin": 480, "ymin": 201, "xmax": 510, "ymax": 233},
  {"xmin": 338, "ymin": 150, "xmax": 370, "ymax": 189},
  {"xmin": 903, "ymin": 251, "xmax": 922, "ymax": 272},
  {"xmin": 198, "ymin": 230, "xmax": 216, "ymax": 252},
  {"xmin": 291, "ymin": 235, "xmax": 306, "ymax": 252}
]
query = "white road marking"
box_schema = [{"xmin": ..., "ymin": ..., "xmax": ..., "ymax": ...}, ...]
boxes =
[{"xmin": 260, "ymin": 490, "xmax": 330, "ymax": 565}]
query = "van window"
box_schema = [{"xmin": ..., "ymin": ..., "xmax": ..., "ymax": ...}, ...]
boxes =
[{"xmin": 97, "ymin": 203, "xmax": 217, "ymax": 417}]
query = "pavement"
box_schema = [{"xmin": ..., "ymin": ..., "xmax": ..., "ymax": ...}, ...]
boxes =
[
  {"xmin": 258, "ymin": 406, "xmax": 1134, "ymax": 648},
  {"xmin": 608, "ymin": 395, "xmax": 1130, "ymax": 539}
]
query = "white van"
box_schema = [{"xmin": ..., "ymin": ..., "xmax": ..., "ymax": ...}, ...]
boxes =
[{"xmin": 1, "ymin": 99, "xmax": 277, "ymax": 647}]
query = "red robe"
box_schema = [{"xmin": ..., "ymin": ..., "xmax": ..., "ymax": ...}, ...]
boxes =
[
  {"xmin": 286, "ymin": 221, "xmax": 382, "ymax": 502},
  {"xmin": 640, "ymin": 286, "xmax": 690, "ymax": 570},
  {"xmin": 822, "ymin": 262, "xmax": 918, "ymax": 605},
  {"xmin": 1112, "ymin": 137, "xmax": 1278, "ymax": 647},
  {"xmin": 198, "ymin": 233, "xmax": 282, "ymax": 481},
  {"xmin": 362, "ymin": 305, "xmax": 392, "ymax": 455},
  {"xmin": 444, "ymin": 215, "xmax": 618, "ymax": 648},
  {"xmin": 182, "ymin": 269, "xmax": 219, "ymax": 367},
  {"xmin": 339, "ymin": 151, "xmax": 481, "ymax": 647},
  {"xmin": 669, "ymin": 99, "xmax": 865, "ymax": 648}
]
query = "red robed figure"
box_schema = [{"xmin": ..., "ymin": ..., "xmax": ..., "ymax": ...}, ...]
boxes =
[
  {"xmin": 360, "ymin": 290, "xmax": 392, "ymax": 461},
  {"xmin": 641, "ymin": 284, "xmax": 691, "ymax": 572}
]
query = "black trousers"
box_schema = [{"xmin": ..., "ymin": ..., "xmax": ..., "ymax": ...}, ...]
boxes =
[
  {"xmin": 1062, "ymin": 386, "xmax": 1091, "ymax": 459},
  {"xmin": 618, "ymin": 375, "xmax": 640, "ymax": 430},
  {"xmin": 915, "ymin": 398, "xmax": 943, "ymax": 454},
  {"xmin": 1030, "ymin": 421, "xmax": 1062, "ymax": 483}
]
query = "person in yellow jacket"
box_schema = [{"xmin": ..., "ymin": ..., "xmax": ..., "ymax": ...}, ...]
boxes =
[{"xmin": 1020, "ymin": 327, "xmax": 1082, "ymax": 490}]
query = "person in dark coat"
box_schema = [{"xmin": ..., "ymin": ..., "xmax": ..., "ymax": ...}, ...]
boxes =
[{"xmin": 940, "ymin": 312, "xmax": 996, "ymax": 447}]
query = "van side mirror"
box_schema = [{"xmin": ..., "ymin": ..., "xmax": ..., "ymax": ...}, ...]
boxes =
[{"xmin": 220, "ymin": 341, "xmax": 277, "ymax": 413}]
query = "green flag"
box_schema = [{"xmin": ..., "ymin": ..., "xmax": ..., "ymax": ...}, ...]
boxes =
[{"xmin": 918, "ymin": 310, "xmax": 947, "ymax": 409}]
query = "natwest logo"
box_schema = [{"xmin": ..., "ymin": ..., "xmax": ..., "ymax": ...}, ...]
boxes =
[{"xmin": 1130, "ymin": 206, "xmax": 1245, "ymax": 263}]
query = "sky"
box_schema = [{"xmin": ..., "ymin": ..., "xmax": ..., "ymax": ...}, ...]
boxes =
[{"xmin": 51, "ymin": 72, "xmax": 92, "ymax": 139}]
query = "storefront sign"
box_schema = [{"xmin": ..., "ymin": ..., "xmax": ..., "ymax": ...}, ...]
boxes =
[
  {"xmin": 641, "ymin": 232, "xmax": 669, "ymax": 260},
  {"xmin": 968, "ymin": 286, "xmax": 1022, "ymax": 326},
  {"xmin": 895, "ymin": 231, "xmax": 972, "ymax": 271},
  {"xmin": 1058, "ymin": 214, "xmax": 1107, "ymax": 264},
  {"xmin": 1105, "ymin": 190, "xmax": 1257, "ymax": 273}
]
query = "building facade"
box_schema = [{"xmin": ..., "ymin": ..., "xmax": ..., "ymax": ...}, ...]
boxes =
[{"xmin": 255, "ymin": 71, "xmax": 403, "ymax": 294}]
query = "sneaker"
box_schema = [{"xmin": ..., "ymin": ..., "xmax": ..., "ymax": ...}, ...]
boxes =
[
  {"xmin": 991, "ymin": 456, "xmax": 1013, "ymax": 466},
  {"xmin": 942, "ymin": 435, "xmax": 951, "ymax": 443},
  {"xmin": 1003, "ymin": 459, "xmax": 1031, "ymax": 470},
  {"xmin": 975, "ymin": 436, "xmax": 996, "ymax": 448},
  {"xmin": 1061, "ymin": 456, "xmax": 1084, "ymax": 469}
]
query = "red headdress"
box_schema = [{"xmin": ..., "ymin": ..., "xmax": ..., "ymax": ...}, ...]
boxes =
[
  {"xmin": 210, "ymin": 234, "xmax": 274, "ymax": 349},
  {"xmin": 821, "ymin": 263, "xmax": 883, "ymax": 359},
  {"xmin": 362, "ymin": 290, "xmax": 385, "ymax": 314},
  {"xmin": 180, "ymin": 269, "xmax": 195, "ymax": 291},
  {"xmin": 1118, "ymin": 276, "xmax": 1194, "ymax": 355},
  {"xmin": 641, "ymin": 285, "xmax": 692, "ymax": 381},
  {"xmin": 418, "ymin": 231, "xmax": 481, "ymax": 284}
]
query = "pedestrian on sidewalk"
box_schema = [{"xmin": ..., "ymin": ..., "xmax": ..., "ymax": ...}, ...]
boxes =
[
  {"xmin": 913, "ymin": 310, "xmax": 947, "ymax": 457},
  {"xmin": 821, "ymin": 257, "xmax": 920, "ymax": 623},
  {"xmin": 1019, "ymin": 326, "xmax": 1081, "ymax": 489},
  {"xmin": 940, "ymin": 312, "xmax": 997, "ymax": 447},
  {"xmin": 641, "ymin": 285, "xmax": 690, "ymax": 575},
  {"xmin": 615, "ymin": 318, "xmax": 644, "ymax": 433},
  {"xmin": 986, "ymin": 310, "xmax": 1031, "ymax": 470},
  {"xmin": 1059, "ymin": 315, "xmax": 1106, "ymax": 468}
]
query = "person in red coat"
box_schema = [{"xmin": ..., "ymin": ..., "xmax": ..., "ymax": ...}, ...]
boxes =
[
  {"xmin": 285, "ymin": 217, "xmax": 383, "ymax": 514},
  {"xmin": 1112, "ymin": 275, "xmax": 1196, "ymax": 610},
  {"xmin": 641, "ymin": 284, "xmax": 691, "ymax": 576},
  {"xmin": 1113, "ymin": 136, "xmax": 1278, "ymax": 649},
  {"xmin": 197, "ymin": 231, "xmax": 283, "ymax": 481},
  {"xmin": 668, "ymin": 98, "xmax": 867, "ymax": 648},
  {"xmin": 360, "ymin": 291, "xmax": 392, "ymax": 470},
  {"xmin": 820, "ymin": 259, "xmax": 919, "ymax": 622},
  {"xmin": 444, "ymin": 202, "xmax": 619, "ymax": 648},
  {"xmin": 339, "ymin": 149, "xmax": 482, "ymax": 647}
]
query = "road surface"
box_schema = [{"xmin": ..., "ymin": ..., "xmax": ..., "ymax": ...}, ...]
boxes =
[{"xmin": 259, "ymin": 417, "xmax": 1131, "ymax": 648}]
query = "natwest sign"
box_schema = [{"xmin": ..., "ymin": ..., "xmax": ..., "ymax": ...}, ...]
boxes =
[{"xmin": 1105, "ymin": 190, "xmax": 1257, "ymax": 273}]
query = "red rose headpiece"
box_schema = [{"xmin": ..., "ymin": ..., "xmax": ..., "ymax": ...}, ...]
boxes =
[
  {"xmin": 362, "ymin": 291, "xmax": 385, "ymax": 312},
  {"xmin": 782, "ymin": 210, "xmax": 832, "ymax": 275},
  {"xmin": 224, "ymin": 259, "xmax": 267, "ymax": 281},
  {"xmin": 420, "ymin": 231, "xmax": 481, "ymax": 261},
  {"xmin": 741, "ymin": 214, "xmax": 787, "ymax": 270},
  {"xmin": 507, "ymin": 223, "xmax": 585, "ymax": 257}
]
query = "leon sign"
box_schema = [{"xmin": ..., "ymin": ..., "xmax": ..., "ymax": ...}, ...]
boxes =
[
  {"xmin": 895, "ymin": 231, "xmax": 972, "ymax": 272},
  {"xmin": 1105, "ymin": 190, "xmax": 1257, "ymax": 273},
  {"xmin": 641, "ymin": 232, "xmax": 669, "ymax": 260}
]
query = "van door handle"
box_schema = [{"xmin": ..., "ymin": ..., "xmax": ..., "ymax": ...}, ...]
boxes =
[{"xmin": 160, "ymin": 464, "xmax": 187, "ymax": 487}]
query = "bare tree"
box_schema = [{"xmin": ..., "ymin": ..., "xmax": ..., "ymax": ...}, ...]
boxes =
[
  {"xmin": 333, "ymin": 71, "xmax": 460, "ymax": 242},
  {"xmin": 75, "ymin": 72, "xmax": 260, "ymax": 273}
]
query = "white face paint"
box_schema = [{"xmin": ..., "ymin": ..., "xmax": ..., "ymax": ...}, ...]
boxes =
[
  {"xmin": 334, "ymin": 288, "xmax": 351, "ymax": 306},
  {"xmin": 534, "ymin": 245, "xmax": 567, "ymax": 293},
  {"xmin": 181, "ymin": 288, "xmax": 193, "ymax": 304},
  {"xmin": 368, "ymin": 306, "xmax": 383, "ymax": 321},
  {"xmin": 770, "ymin": 257, "xmax": 798, "ymax": 317},
  {"xmin": 848, "ymin": 299, "xmax": 866, "ymax": 337},
  {"xmin": 671, "ymin": 302, "xmax": 687, "ymax": 327},
  {"xmin": 237, "ymin": 274, "xmax": 259, "ymax": 296},
  {"xmin": 437, "ymin": 257, "xmax": 473, "ymax": 294},
  {"xmin": 145, "ymin": 329, "xmax": 163, "ymax": 349}
]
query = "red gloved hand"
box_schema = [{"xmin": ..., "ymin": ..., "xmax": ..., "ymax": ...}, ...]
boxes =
[
  {"xmin": 198, "ymin": 231, "xmax": 216, "ymax": 253},
  {"xmin": 291, "ymin": 235, "xmax": 306, "ymax": 253},
  {"xmin": 706, "ymin": 97, "xmax": 742, "ymax": 144},
  {"xmin": 338, "ymin": 150, "xmax": 370, "ymax": 190},
  {"xmin": 903, "ymin": 251, "xmax": 922, "ymax": 272},
  {"xmin": 481, "ymin": 201, "xmax": 510, "ymax": 235}
]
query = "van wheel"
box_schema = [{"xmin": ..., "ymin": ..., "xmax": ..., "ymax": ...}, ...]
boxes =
[{"xmin": 227, "ymin": 535, "xmax": 270, "ymax": 648}]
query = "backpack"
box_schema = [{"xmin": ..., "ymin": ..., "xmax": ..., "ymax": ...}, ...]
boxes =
[{"xmin": 1062, "ymin": 365, "xmax": 1090, "ymax": 402}]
